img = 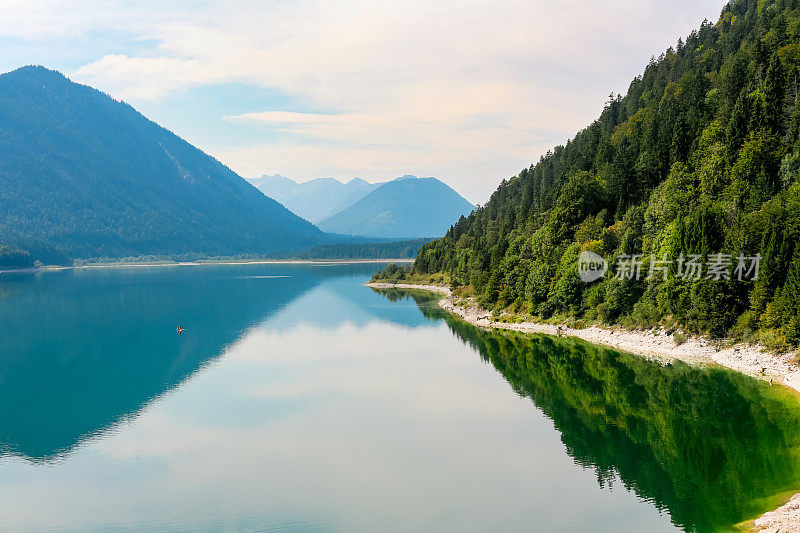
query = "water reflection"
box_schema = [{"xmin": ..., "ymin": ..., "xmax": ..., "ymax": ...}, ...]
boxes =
[
  {"xmin": 0, "ymin": 263, "xmax": 397, "ymax": 460},
  {"xmin": 378, "ymin": 290, "xmax": 800, "ymax": 531},
  {"xmin": 0, "ymin": 270, "xmax": 797, "ymax": 531}
]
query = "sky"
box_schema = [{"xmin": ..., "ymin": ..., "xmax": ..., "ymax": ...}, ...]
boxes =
[{"xmin": 0, "ymin": 0, "xmax": 727, "ymax": 204}]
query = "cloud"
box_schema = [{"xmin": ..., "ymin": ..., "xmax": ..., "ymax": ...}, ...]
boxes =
[
  {"xmin": 218, "ymin": 107, "xmax": 552, "ymax": 200},
  {"xmin": 74, "ymin": 55, "xmax": 214, "ymax": 100},
  {"xmin": 3, "ymin": 0, "xmax": 727, "ymax": 201}
]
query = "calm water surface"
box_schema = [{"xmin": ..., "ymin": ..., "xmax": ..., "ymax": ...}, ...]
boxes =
[{"xmin": 1, "ymin": 263, "xmax": 799, "ymax": 532}]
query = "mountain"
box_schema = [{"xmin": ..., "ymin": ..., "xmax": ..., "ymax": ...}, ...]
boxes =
[
  {"xmin": 398, "ymin": 0, "xmax": 800, "ymax": 348},
  {"xmin": 248, "ymin": 174, "xmax": 379, "ymax": 223},
  {"xmin": 0, "ymin": 66, "xmax": 324, "ymax": 263},
  {"xmin": 317, "ymin": 176, "xmax": 474, "ymax": 238}
]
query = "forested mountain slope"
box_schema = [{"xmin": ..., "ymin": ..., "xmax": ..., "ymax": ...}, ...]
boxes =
[
  {"xmin": 0, "ymin": 67, "xmax": 324, "ymax": 263},
  {"xmin": 407, "ymin": 0, "xmax": 800, "ymax": 348}
]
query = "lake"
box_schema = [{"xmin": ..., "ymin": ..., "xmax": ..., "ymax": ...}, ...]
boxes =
[{"xmin": 0, "ymin": 262, "xmax": 799, "ymax": 532}]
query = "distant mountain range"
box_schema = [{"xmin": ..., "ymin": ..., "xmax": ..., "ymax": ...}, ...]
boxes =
[
  {"xmin": 251, "ymin": 175, "xmax": 474, "ymax": 239},
  {"xmin": 0, "ymin": 66, "xmax": 324, "ymax": 263},
  {"xmin": 248, "ymin": 174, "xmax": 380, "ymax": 223},
  {"xmin": 318, "ymin": 176, "xmax": 475, "ymax": 238}
]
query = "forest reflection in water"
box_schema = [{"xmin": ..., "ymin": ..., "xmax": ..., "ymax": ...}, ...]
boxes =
[
  {"xmin": 0, "ymin": 268, "xmax": 797, "ymax": 532},
  {"xmin": 376, "ymin": 288, "xmax": 800, "ymax": 532}
]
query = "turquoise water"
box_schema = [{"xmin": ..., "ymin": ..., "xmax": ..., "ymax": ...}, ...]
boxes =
[{"xmin": 0, "ymin": 263, "xmax": 799, "ymax": 532}]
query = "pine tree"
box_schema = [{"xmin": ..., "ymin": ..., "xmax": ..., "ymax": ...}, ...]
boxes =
[
  {"xmin": 765, "ymin": 53, "xmax": 785, "ymax": 134},
  {"xmin": 727, "ymin": 92, "xmax": 749, "ymax": 159}
]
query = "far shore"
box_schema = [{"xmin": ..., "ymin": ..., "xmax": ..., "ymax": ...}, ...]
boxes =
[
  {"xmin": 365, "ymin": 281, "xmax": 800, "ymax": 531},
  {"xmin": 0, "ymin": 257, "xmax": 414, "ymax": 275}
]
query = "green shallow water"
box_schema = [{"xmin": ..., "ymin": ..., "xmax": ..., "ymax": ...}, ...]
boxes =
[{"xmin": 0, "ymin": 263, "xmax": 799, "ymax": 532}]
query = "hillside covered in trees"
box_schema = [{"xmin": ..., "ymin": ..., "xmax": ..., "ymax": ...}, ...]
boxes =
[
  {"xmin": 0, "ymin": 245, "xmax": 33, "ymax": 269},
  {"xmin": 400, "ymin": 0, "xmax": 800, "ymax": 349},
  {"xmin": 0, "ymin": 66, "xmax": 325, "ymax": 264}
]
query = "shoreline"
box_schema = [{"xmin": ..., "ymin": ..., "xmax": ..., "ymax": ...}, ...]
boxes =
[
  {"xmin": 365, "ymin": 282, "xmax": 800, "ymax": 393},
  {"xmin": 0, "ymin": 258, "xmax": 413, "ymax": 275},
  {"xmin": 365, "ymin": 281, "xmax": 800, "ymax": 531}
]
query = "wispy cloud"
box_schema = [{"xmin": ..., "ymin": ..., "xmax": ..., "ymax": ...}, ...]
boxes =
[{"xmin": 1, "ymin": 0, "xmax": 726, "ymax": 202}]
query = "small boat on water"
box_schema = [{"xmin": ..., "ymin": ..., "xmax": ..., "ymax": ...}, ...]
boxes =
[{"xmin": 176, "ymin": 326, "xmax": 184, "ymax": 334}]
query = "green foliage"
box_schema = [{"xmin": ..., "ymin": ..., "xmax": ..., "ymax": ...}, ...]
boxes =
[
  {"xmin": 673, "ymin": 332, "xmax": 689, "ymax": 345},
  {"xmin": 371, "ymin": 263, "xmax": 414, "ymax": 283},
  {"xmin": 371, "ymin": 262, "xmax": 450, "ymax": 285},
  {"xmin": 410, "ymin": 0, "xmax": 800, "ymax": 346},
  {"xmin": 0, "ymin": 244, "xmax": 33, "ymax": 269}
]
